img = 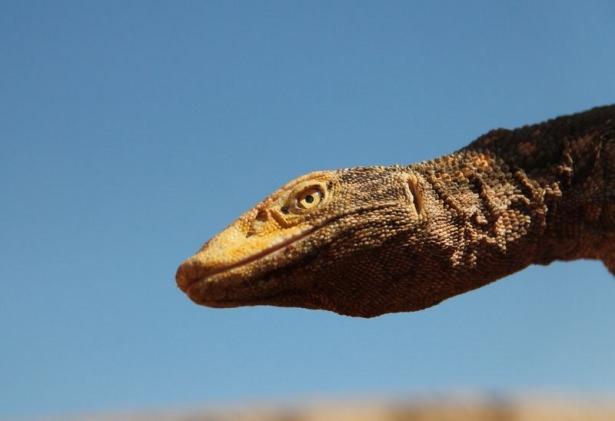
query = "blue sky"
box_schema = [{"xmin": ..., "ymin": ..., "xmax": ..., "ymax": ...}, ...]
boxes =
[{"xmin": 2, "ymin": 0, "xmax": 615, "ymax": 418}]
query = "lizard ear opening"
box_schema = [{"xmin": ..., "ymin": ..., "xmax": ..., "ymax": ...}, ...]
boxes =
[{"xmin": 403, "ymin": 173, "xmax": 424, "ymax": 217}]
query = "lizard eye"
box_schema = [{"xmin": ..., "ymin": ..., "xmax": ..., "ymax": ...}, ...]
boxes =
[{"xmin": 296, "ymin": 186, "xmax": 324, "ymax": 210}]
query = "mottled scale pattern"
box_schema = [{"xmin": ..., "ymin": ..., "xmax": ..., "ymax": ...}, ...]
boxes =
[{"xmin": 176, "ymin": 105, "xmax": 615, "ymax": 317}]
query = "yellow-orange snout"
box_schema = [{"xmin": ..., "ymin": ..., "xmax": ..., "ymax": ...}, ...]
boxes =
[{"xmin": 175, "ymin": 206, "xmax": 312, "ymax": 295}]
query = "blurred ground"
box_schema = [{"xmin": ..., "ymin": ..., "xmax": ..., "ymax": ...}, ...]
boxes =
[{"xmin": 40, "ymin": 396, "xmax": 615, "ymax": 421}]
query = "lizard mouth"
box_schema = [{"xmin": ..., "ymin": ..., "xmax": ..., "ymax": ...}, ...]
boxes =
[
  {"xmin": 176, "ymin": 202, "xmax": 399, "ymax": 307},
  {"xmin": 175, "ymin": 226, "xmax": 317, "ymax": 297}
]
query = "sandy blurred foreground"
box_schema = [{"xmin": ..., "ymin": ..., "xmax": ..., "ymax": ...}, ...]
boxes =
[{"xmin": 46, "ymin": 396, "xmax": 615, "ymax": 421}]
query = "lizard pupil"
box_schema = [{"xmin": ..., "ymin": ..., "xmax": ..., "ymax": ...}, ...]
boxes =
[{"xmin": 305, "ymin": 194, "xmax": 314, "ymax": 203}]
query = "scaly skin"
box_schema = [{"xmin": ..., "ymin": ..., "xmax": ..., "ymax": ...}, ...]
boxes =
[{"xmin": 176, "ymin": 105, "xmax": 615, "ymax": 317}]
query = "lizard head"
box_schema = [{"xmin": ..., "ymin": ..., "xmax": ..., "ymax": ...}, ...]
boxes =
[{"xmin": 176, "ymin": 167, "xmax": 444, "ymax": 317}]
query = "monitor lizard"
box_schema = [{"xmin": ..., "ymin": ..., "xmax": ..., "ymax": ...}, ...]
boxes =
[{"xmin": 176, "ymin": 105, "xmax": 615, "ymax": 317}]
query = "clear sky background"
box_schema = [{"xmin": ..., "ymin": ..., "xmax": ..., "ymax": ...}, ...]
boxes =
[{"xmin": 2, "ymin": 1, "xmax": 615, "ymax": 418}]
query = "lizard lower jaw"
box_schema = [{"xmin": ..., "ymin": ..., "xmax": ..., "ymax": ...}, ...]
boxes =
[{"xmin": 175, "ymin": 226, "xmax": 316, "ymax": 301}]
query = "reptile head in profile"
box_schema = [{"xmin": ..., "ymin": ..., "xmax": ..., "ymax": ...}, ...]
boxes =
[
  {"xmin": 175, "ymin": 167, "xmax": 446, "ymax": 317},
  {"xmin": 176, "ymin": 106, "xmax": 615, "ymax": 317}
]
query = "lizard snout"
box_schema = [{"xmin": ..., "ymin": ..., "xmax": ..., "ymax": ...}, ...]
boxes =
[{"xmin": 175, "ymin": 256, "xmax": 201, "ymax": 293}]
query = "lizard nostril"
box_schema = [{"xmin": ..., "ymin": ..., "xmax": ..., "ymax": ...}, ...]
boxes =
[
  {"xmin": 255, "ymin": 209, "xmax": 268, "ymax": 222},
  {"xmin": 247, "ymin": 209, "xmax": 269, "ymax": 237}
]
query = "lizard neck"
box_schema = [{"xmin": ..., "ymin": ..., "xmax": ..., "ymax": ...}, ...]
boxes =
[
  {"xmin": 500, "ymin": 105, "xmax": 615, "ymax": 269},
  {"xmin": 413, "ymin": 105, "xmax": 615, "ymax": 276}
]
